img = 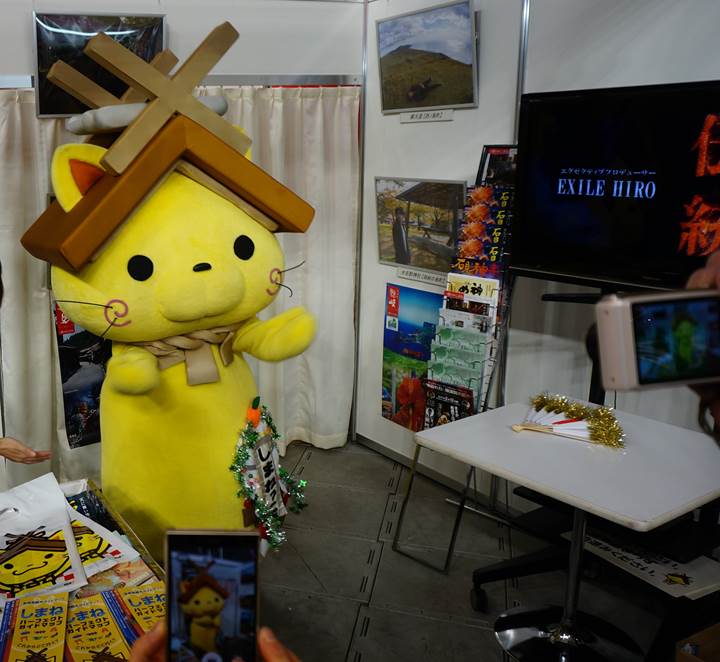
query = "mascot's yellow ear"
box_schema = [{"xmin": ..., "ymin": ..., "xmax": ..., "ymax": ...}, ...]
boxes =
[
  {"xmin": 52, "ymin": 144, "xmax": 107, "ymax": 213},
  {"xmin": 51, "ymin": 129, "xmax": 248, "ymax": 213}
]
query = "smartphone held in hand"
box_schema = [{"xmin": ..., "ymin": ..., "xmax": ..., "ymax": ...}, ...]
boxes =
[
  {"xmin": 165, "ymin": 530, "xmax": 259, "ymax": 662},
  {"xmin": 596, "ymin": 289, "xmax": 720, "ymax": 390}
]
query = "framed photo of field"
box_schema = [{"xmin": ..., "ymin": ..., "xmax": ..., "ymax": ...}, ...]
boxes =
[
  {"xmin": 376, "ymin": 0, "xmax": 478, "ymax": 114},
  {"xmin": 376, "ymin": 176, "xmax": 465, "ymax": 273}
]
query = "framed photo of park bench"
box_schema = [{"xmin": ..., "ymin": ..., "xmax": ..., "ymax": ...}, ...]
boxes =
[
  {"xmin": 375, "ymin": 176, "xmax": 465, "ymax": 273},
  {"xmin": 376, "ymin": 0, "xmax": 478, "ymax": 114}
]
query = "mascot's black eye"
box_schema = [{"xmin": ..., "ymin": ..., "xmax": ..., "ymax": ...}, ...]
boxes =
[
  {"xmin": 3, "ymin": 563, "xmax": 12, "ymax": 569},
  {"xmin": 234, "ymin": 235, "xmax": 255, "ymax": 260},
  {"xmin": 44, "ymin": 553, "xmax": 54, "ymax": 559},
  {"xmin": 127, "ymin": 255, "xmax": 154, "ymax": 281}
]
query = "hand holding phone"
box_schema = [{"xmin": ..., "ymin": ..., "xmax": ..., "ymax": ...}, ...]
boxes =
[
  {"xmin": 596, "ymin": 289, "xmax": 720, "ymax": 390},
  {"xmin": 166, "ymin": 531, "xmax": 259, "ymax": 662},
  {"xmin": 130, "ymin": 622, "xmax": 302, "ymax": 662}
]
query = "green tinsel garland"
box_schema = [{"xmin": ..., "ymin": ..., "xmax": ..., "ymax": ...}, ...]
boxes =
[{"xmin": 229, "ymin": 403, "xmax": 308, "ymax": 549}]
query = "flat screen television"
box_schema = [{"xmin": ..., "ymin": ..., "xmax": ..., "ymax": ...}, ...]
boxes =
[{"xmin": 511, "ymin": 80, "xmax": 720, "ymax": 290}]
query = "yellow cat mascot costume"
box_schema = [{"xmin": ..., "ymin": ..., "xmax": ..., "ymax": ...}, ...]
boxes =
[{"xmin": 45, "ymin": 142, "xmax": 315, "ymax": 557}]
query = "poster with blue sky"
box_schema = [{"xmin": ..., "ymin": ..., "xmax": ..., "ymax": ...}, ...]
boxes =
[
  {"xmin": 382, "ymin": 284, "xmax": 443, "ymax": 431},
  {"xmin": 377, "ymin": 0, "xmax": 477, "ymax": 112}
]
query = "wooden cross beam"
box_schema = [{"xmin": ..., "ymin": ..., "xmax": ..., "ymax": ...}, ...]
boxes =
[
  {"xmin": 48, "ymin": 49, "xmax": 179, "ymax": 110},
  {"xmin": 120, "ymin": 50, "xmax": 179, "ymax": 103},
  {"xmin": 83, "ymin": 22, "xmax": 251, "ymax": 175}
]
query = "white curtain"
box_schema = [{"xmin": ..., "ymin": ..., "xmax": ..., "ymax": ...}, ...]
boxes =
[
  {"xmin": 0, "ymin": 85, "xmax": 359, "ymax": 490},
  {"xmin": 0, "ymin": 90, "xmax": 94, "ymax": 490},
  {"xmin": 205, "ymin": 85, "xmax": 361, "ymax": 451}
]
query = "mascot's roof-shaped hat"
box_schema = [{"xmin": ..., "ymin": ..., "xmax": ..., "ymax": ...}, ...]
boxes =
[{"xmin": 21, "ymin": 22, "xmax": 314, "ymax": 272}]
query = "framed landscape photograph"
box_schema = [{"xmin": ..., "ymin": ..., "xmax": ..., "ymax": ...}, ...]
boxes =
[
  {"xmin": 376, "ymin": 0, "xmax": 478, "ymax": 114},
  {"xmin": 376, "ymin": 177, "xmax": 465, "ymax": 273},
  {"xmin": 34, "ymin": 13, "xmax": 166, "ymax": 117}
]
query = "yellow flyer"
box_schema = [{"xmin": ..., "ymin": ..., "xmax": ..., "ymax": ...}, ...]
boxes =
[
  {"xmin": 64, "ymin": 594, "xmax": 132, "ymax": 662},
  {"xmin": 117, "ymin": 582, "xmax": 166, "ymax": 633},
  {"xmin": 445, "ymin": 273, "xmax": 499, "ymax": 302},
  {"xmin": 0, "ymin": 593, "xmax": 68, "ymax": 662}
]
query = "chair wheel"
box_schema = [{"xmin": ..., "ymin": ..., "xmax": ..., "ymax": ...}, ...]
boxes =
[{"xmin": 470, "ymin": 587, "xmax": 488, "ymax": 612}]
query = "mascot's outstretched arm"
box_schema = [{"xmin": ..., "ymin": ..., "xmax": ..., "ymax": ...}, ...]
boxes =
[
  {"xmin": 105, "ymin": 345, "xmax": 160, "ymax": 395},
  {"xmin": 233, "ymin": 307, "xmax": 316, "ymax": 361}
]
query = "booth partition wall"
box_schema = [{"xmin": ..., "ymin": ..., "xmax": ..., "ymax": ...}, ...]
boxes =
[{"xmin": 2, "ymin": 0, "xmax": 720, "ymax": 496}]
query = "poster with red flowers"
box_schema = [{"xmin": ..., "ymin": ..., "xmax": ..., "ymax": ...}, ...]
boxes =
[
  {"xmin": 453, "ymin": 184, "xmax": 514, "ymax": 280},
  {"xmin": 381, "ymin": 283, "xmax": 444, "ymax": 431}
]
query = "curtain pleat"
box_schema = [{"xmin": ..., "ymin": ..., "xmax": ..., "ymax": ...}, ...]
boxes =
[
  {"xmin": 0, "ymin": 90, "xmax": 91, "ymax": 489},
  {"xmin": 211, "ymin": 85, "xmax": 361, "ymax": 450}
]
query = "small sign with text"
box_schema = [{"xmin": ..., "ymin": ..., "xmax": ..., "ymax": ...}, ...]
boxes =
[
  {"xmin": 396, "ymin": 267, "xmax": 446, "ymax": 288},
  {"xmin": 399, "ymin": 109, "xmax": 454, "ymax": 124}
]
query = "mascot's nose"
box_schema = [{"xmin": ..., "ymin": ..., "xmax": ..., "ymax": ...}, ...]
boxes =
[{"xmin": 193, "ymin": 262, "xmax": 212, "ymax": 272}]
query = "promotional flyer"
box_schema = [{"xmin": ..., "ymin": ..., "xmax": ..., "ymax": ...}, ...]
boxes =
[{"xmin": 382, "ymin": 284, "xmax": 444, "ymax": 431}]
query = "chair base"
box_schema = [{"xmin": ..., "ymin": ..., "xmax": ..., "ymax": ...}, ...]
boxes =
[{"xmin": 494, "ymin": 606, "xmax": 643, "ymax": 662}]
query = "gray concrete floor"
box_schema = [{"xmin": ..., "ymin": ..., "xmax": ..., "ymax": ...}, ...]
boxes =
[{"xmin": 260, "ymin": 441, "xmax": 661, "ymax": 661}]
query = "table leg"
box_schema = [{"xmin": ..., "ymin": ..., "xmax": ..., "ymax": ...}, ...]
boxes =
[
  {"xmin": 392, "ymin": 443, "xmax": 472, "ymax": 573},
  {"xmin": 493, "ymin": 508, "xmax": 644, "ymax": 661},
  {"xmin": 442, "ymin": 465, "xmax": 474, "ymax": 571},
  {"xmin": 391, "ymin": 443, "xmax": 421, "ymax": 554},
  {"xmin": 560, "ymin": 509, "xmax": 586, "ymax": 631}
]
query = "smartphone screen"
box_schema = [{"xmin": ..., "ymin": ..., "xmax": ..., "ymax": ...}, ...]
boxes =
[
  {"xmin": 632, "ymin": 295, "xmax": 720, "ymax": 384},
  {"xmin": 166, "ymin": 532, "xmax": 258, "ymax": 662}
]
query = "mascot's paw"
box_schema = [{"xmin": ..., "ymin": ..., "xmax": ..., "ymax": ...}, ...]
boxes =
[
  {"xmin": 106, "ymin": 347, "xmax": 160, "ymax": 395},
  {"xmin": 271, "ymin": 306, "xmax": 317, "ymax": 358},
  {"xmin": 234, "ymin": 306, "xmax": 316, "ymax": 361}
]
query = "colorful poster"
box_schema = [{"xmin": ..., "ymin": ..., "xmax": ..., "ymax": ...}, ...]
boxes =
[
  {"xmin": 117, "ymin": 582, "xmax": 166, "ymax": 633},
  {"xmin": 423, "ymin": 380, "xmax": 475, "ymax": 428},
  {"xmin": 65, "ymin": 593, "xmax": 135, "ymax": 662},
  {"xmin": 54, "ymin": 303, "xmax": 111, "ymax": 449},
  {"xmin": 0, "ymin": 593, "xmax": 68, "ymax": 662},
  {"xmin": 445, "ymin": 273, "xmax": 499, "ymax": 317},
  {"xmin": 382, "ymin": 284, "xmax": 444, "ymax": 431},
  {"xmin": 454, "ymin": 185, "xmax": 514, "ymax": 280}
]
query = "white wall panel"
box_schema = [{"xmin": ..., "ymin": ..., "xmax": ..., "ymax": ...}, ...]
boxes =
[
  {"xmin": 0, "ymin": 0, "xmax": 363, "ymax": 77},
  {"xmin": 356, "ymin": 0, "xmax": 523, "ymax": 484},
  {"xmin": 525, "ymin": 0, "xmax": 720, "ymax": 93}
]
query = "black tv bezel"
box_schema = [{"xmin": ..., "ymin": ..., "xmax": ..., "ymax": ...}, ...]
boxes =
[{"xmin": 510, "ymin": 78, "xmax": 720, "ymax": 292}]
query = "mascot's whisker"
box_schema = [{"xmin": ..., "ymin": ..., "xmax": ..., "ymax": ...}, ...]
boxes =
[
  {"xmin": 278, "ymin": 260, "xmax": 305, "ymax": 275},
  {"xmin": 99, "ymin": 317, "xmax": 119, "ymax": 339},
  {"xmin": 54, "ymin": 299, "xmax": 113, "ymax": 309},
  {"xmin": 278, "ymin": 283, "xmax": 294, "ymax": 297},
  {"xmin": 274, "ymin": 260, "xmax": 304, "ymax": 297}
]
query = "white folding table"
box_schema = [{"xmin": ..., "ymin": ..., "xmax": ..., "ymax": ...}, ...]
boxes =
[{"xmin": 399, "ymin": 403, "xmax": 720, "ymax": 661}]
